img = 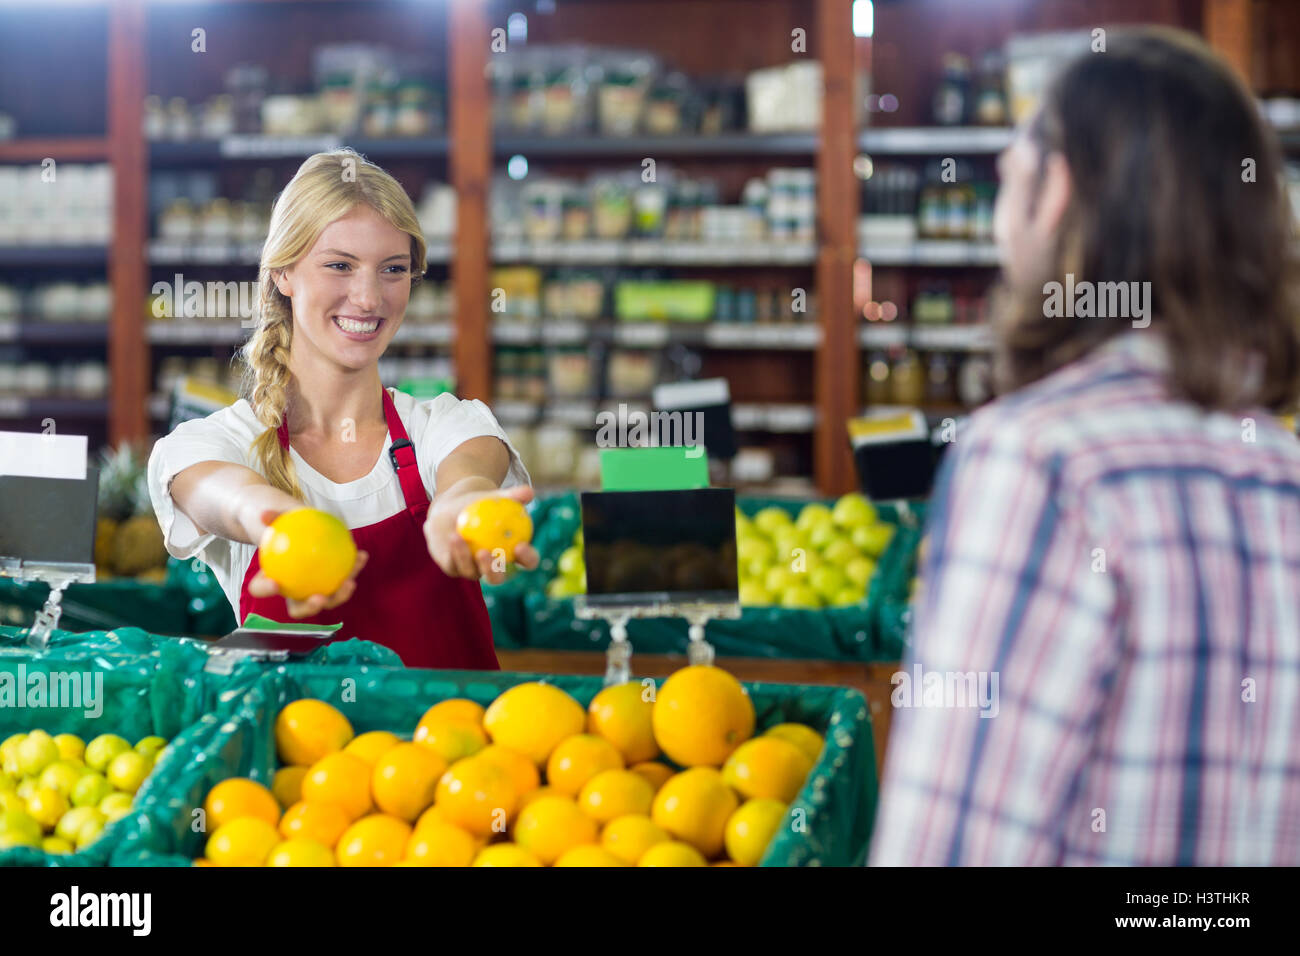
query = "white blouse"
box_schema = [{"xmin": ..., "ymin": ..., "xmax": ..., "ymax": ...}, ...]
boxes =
[{"xmin": 146, "ymin": 388, "xmax": 531, "ymax": 619}]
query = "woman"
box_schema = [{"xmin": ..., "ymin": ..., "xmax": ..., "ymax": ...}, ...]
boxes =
[
  {"xmin": 147, "ymin": 149, "xmax": 538, "ymax": 669},
  {"xmin": 871, "ymin": 28, "xmax": 1300, "ymax": 865}
]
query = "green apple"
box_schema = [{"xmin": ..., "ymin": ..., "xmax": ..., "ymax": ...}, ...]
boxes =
[
  {"xmin": 794, "ymin": 503, "xmax": 833, "ymax": 532},
  {"xmin": 106, "ymin": 751, "xmax": 151, "ymax": 795},
  {"xmin": 738, "ymin": 582, "xmax": 773, "ymax": 607},
  {"xmin": 84, "ymin": 734, "xmax": 131, "ymax": 773},
  {"xmin": 734, "ymin": 508, "xmax": 752, "ymax": 534},
  {"xmin": 53, "ymin": 734, "xmax": 85, "ymax": 763},
  {"xmin": 807, "ymin": 520, "xmax": 840, "ymax": 552},
  {"xmin": 752, "ymin": 507, "xmax": 793, "ymax": 536},
  {"xmin": 763, "ymin": 566, "xmax": 801, "ymax": 595},
  {"xmin": 98, "ymin": 792, "xmax": 134, "ymax": 822},
  {"xmin": 822, "ymin": 539, "xmax": 862, "ymax": 567},
  {"xmin": 55, "ymin": 806, "xmax": 105, "ymax": 844},
  {"xmin": 42, "ymin": 836, "xmax": 75, "ymax": 855},
  {"xmin": 831, "ymin": 586, "xmax": 867, "ymax": 607},
  {"xmin": 546, "ymin": 576, "xmax": 583, "ymax": 599},
  {"xmin": 71, "ymin": 772, "xmax": 113, "ymax": 809},
  {"xmin": 736, "ymin": 535, "xmax": 775, "ymax": 568},
  {"xmin": 134, "ymin": 737, "xmax": 167, "ymax": 762},
  {"xmin": 15, "ymin": 730, "xmax": 58, "ymax": 778},
  {"xmin": 809, "ymin": 565, "xmax": 846, "ymax": 601},
  {"xmin": 1, "ymin": 733, "xmax": 26, "ymax": 775},
  {"xmin": 832, "ymin": 492, "xmax": 877, "ymax": 529},
  {"xmin": 851, "ymin": 523, "xmax": 895, "ymax": 557},
  {"xmin": 38, "ymin": 762, "xmax": 82, "ymax": 799},
  {"xmin": 557, "ymin": 546, "xmax": 584, "ymax": 578},
  {"xmin": 15, "ymin": 778, "xmax": 37, "ymax": 802},
  {"xmin": 742, "ymin": 556, "xmax": 773, "ymax": 583},
  {"xmin": 844, "ymin": 556, "xmax": 877, "ymax": 589},
  {"xmin": 779, "ymin": 585, "xmax": 822, "ymax": 609},
  {"xmin": 0, "ymin": 808, "xmax": 43, "ymax": 847}
]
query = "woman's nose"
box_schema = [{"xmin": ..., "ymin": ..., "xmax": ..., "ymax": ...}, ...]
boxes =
[{"xmin": 348, "ymin": 270, "xmax": 382, "ymax": 312}]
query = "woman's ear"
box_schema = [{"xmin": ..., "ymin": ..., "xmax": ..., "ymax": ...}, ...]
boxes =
[
  {"xmin": 1035, "ymin": 153, "xmax": 1073, "ymax": 238},
  {"xmin": 273, "ymin": 268, "xmax": 292, "ymax": 298}
]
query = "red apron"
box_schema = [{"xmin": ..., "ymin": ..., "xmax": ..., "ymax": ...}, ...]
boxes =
[{"xmin": 238, "ymin": 389, "xmax": 500, "ymax": 670}]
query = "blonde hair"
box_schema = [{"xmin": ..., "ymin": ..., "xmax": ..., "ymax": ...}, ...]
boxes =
[{"xmin": 241, "ymin": 148, "xmax": 427, "ymax": 498}]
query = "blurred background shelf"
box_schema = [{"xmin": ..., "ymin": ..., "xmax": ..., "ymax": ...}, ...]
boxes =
[{"xmin": 858, "ymin": 126, "xmax": 1014, "ymax": 154}]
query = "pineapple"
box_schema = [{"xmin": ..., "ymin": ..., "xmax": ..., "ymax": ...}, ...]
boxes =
[{"xmin": 96, "ymin": 444, "xmax": 167, "ymax": 576}]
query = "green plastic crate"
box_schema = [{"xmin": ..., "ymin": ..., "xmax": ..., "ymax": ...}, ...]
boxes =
[{"xmin": 118, "ymin": 665, "xmax": 876, "ymax": 867}]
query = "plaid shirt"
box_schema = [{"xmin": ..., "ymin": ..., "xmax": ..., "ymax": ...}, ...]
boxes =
[{"xmin": 870, "ymin": 330, "xmax": 1300, "ymax": 866}]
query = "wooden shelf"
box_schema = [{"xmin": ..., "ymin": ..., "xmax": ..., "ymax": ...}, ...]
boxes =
[
  {"xmin": 491, "ymin": 238, "xmax": 817, "ymax": 266},
  {"xmin": 858, "ymin": 126, "xmax": 1013, "ymax": 155},
  {"xmin": 0, "ymin": 247, "xmax": 108, "ymax": 267},
  {"xmin": 149, "ymin": 135, "xmax": 450, "ymax": 165},
  {"xmin": 0, "ymin": 321, "xmax": 109, "ymax": 345},
  {"xmin": 493, "ymin": 131, "xmax": 819, "ymax": 159},
  {"xmin": 0, "ymin": 396, "xmax": 108, "ymax": 419},
  {"xmin": 491, "ymin": 319, "xmax": 821, "ymax": 349},
  {"xmin": 0, "ymin": 138, "xmax": 110, "ymax": 162}
]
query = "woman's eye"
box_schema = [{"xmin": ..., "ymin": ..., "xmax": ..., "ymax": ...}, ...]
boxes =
[
  {"xmin": 326, "ymin": 262, "xmax": 350, "ymax": 271},
  {"xmin": 385, "ymin": 265, "xmax": 409, "ymax": 274}
]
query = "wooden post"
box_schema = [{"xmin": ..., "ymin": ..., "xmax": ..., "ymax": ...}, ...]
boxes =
[
  {"xmin": 815, "ymin": 0, "xmax": 858, "ymax": 496},
  {"xmin": 107, "ymin": 0, "xmax": 148, "ymax": 447},
  {"xmin": 1203, "ymin": 0, "xmax": 1254, "ymax": 85},
  {"xmin": 449, "ymin": 0, "xmax": 493, "ymax": 403}
]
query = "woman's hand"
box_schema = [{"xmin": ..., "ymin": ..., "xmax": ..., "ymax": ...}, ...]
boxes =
[
  {"xmin": 244, "ymin": 507, "xmax": 370, "ymax": 618},
  {"xmin": 424, "ymin": 480, "xmax": 540, "ymax": 586}
]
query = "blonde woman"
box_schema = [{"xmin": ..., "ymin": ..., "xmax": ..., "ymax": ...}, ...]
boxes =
[{"xmin": 146, "ymin": 149, "xmax": 537, "ymax": 669}]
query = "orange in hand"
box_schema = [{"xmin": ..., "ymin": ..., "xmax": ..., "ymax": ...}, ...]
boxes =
[
  {"xmin": 456, "ymin": 498, "xmax": 533, "ymax": 564},
  {"xmin": 259, "ymin": 508, "xmax": 358, "ymax": 601}
]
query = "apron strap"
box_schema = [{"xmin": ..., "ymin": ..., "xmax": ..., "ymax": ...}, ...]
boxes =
[{"xmin": 381, "ymin": 388, "xmax": 429, "ymax": 521}]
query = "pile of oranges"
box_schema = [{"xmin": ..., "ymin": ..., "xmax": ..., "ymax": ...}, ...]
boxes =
[{"xmin": 194, "ymin": 665, "xmax": 822, "ymax": 867}]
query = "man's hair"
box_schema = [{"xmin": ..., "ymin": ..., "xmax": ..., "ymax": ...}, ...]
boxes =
[{"xmin": 993, "ymin": 27, "xmax": 1300, "ymax": 413}]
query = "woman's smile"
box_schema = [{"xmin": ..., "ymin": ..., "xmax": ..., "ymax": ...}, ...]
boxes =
[{"xmin": 332, "ymin": 314, "xmax": 385, "ymax": 340}]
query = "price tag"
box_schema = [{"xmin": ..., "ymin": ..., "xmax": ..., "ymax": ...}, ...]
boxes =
[
  {"xmin": 220, "ymin": 135, "xmax": 340, "ymax": 158},
  {"xmin": 616, "ymin": 323, "xmax": 668, "ymax": 347},
  {"xmin": 542, "ymin": 320, "xmax": 586, "ymax": 345}
]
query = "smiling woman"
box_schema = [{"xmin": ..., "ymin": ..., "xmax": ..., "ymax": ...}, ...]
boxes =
[{"xmin": 145, "ymin": 149, "xmax": 539, "ymax": 669}]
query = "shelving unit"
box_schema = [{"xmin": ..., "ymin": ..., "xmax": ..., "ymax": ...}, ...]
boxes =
[{"xmin": 0, "ymin": 0, "xmax": 1290, "ymax": 495}]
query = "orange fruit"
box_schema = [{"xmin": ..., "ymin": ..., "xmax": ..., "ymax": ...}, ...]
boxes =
[
  {"xmin": 300, "ymin": 753, "xmax": 373, "ymax": 821},
  {"xmin": 483, "ymin": 682, "xmax": 586, "ymax": 767},
  {"xmin": 205, "ymin": 817, "xmax": 280, "ymax": 867},
  {"xmin": 266, "ymin": 838, "xmax": 336, "ymax": 867},
  {"xmin": 413, "ymin": 803, "xmax": 453, "ymax": 833},
  {"xmin": 434, "ymin": 757, "xmax": 518, "ymax": 837},
  {"xmin": 601, "ymin": 814, "xmax": 670, "ymax": 865},
  {"xmin": 587, "ymin": 681, "xmax": 659, "ymax": 764},
  {"xmin": 258, "ymin": 508, "xmax": 357, "ymax": 601},
  {"xmin": 343, "ymin": 731, "xmax": 402, "ymax": 766},
  {"xmin": 577, "ymin": 770, "xmax": 654, "ymax": 824},
  {"xmin": 546, "ymin": 734, "xmax": 624, "ymax": 797},
  {"xmin": 472, "ymin": 843, "xmax": 543, "ymax": 867},
  {"xmin": 763, "ymin": 723, "xmax": 824, "ymax": 763},
  {"xmin": 651, "ymin": 768, "xmax": 739, "ymax": 859},
  {"xmin": 553, "ymin": 845, "xmax": 628, "ymax": 867},
  {"xmin": 629, "ymin": 762, "xmax": 675, "ymax": 792},
  {"xmin": 725, "ymin": 798, "xmax": 787, "ymax": 866},
  {"xmin": 456, "ymin": 497, "xmax": 533, "ymax": 563},
  {"xmin": 476, "ymin": 744, "xmax": 540, "ymax": 797},
  {"xmin": 274, "ymin": 699, "xmax": 354, "ymax": 766},
  {"xmin": 372, "ymin": 743, "xmax": 447, "ymax": 822},
  {"xmin": 413, "ymin": 718, "xmax": 487, "ymax": 764},
  {"xmin": 721, "ymin": 737, "xmax": 813, "ymax": 803},
  {"xmin": 335, "ymin": 814, "xmax": 411, "ymax": 867},
  {"xmin": 203, "ymin": 778, "xmax": 280, "ymax": 829},
  {"xmin": 271, "ymin": 766, "xmax": 308, "ymax": 809},
  {"xmin": 417, "ymin": 699, "xmax": 486, "ymax": 729},
  {"xmin": 278, "ymin": 801, "xmax": 351, "ymax": 848},
  {"xmin": 404, "ymin": 820, "xmax": 478, "ymax": 866},
  {"xmin": 513, "ymin": 795, "xmax": 598, "ymax": 865},
  {"xmin": 652, "ymin": 666, "xmax": 754, "ymax": 767},
  {"xmin": 638, "ymin": 841, "xmax": 707, "ymax": 867}
]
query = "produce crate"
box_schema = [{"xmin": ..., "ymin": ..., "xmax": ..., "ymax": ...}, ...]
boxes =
[
  {"xmin": 116, "ymin": 665, "xmax": 877, "ymax": 867},
  {"xmin": 0, "ymin": 630, "xmax": 260, "ymax": 867},
  {"xmin": 502, "ymin": 493, "xmax": 922, "ymax": 662}
]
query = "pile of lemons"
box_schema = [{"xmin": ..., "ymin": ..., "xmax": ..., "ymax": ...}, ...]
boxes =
[
  {"xmin": 196, "ymin": 665, "xmax": 821, "ymax": 867},
  {"xmin": 0, "ymin": 730, "xmax": 168, "ymax": 854}
]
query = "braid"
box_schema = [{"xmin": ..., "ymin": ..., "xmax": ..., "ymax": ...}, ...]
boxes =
[{"xmin": 243, "ymin": 274, "xmax": 303, "ymax": 501}]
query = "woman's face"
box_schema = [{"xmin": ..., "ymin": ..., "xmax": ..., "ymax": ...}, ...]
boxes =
[
  {"xmin": 276, "ymin": 203, "xmax": 414, "ymax": 372},
  {"xmin": 993, "ymin": 119, "xmax": 1072, "ymax": 287}
]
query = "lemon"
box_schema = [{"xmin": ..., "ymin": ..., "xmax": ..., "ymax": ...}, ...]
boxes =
[
  {"xmin": 763, "ymin": 723, "xmax": 824, "ymax": 763},
  {"xmin": 206, "ymin": 817, "xmax": 280, "ymax": 867},
  {"xmin": 271, "ymin": 766, "xmax": 308, "ymax": 809},
  {"xmin": 721, "ymin": 737, "xmax": 813, "ymax": 803},
  {"xmin": 258, "ymin": 508, "xmax": 357, "ymax": 601},
  {"xmin": 267, "ymin": 838, "xmax": 336, "ymax": 867},
  {"xmin": 577, "ymin": 770, "xmax": 654, "ymax": 824},
  {"xmin": 553, "ymin": 845, "xmax": 628, "ymax": 867},
  {"xmin": 106, "ymin": 751, "xmax": 152, "ymax": 795},
  {"xmin": 472, "ymin": 843, "xmax": 543, "ymax": 867},
  {"xmin": 651, "ymin": 768, "xmax": 738, "ymax": 859},
  {"xmin": 587, "ymin": 681, "xmax": 659, "ymax": 764},
  {"xmin": 512, "ymin": 795, "xmax": 597, "ymax": 865},
  {"xmin": 56, "ymin": 807, "xmax": 105, "ymax": 844},
  {"xmin": 53, "ymin": 734, "xmax": 85, "ymax": 763},
  {"xmin": 413, "ymin": 718, "xmax": 486, "ymax": 764},
  {"xmin": 652, "ymin": 666, "xmax": 755, "ymax": 768},
  {"xmin": 274, "ymin": 699, "xmax": 354, "ymax": 767},
  {"xmin": 372, "ymin": 743, "xmax": 446, "ymax": 822},
  {"xmin": 404, "ymin": 821, "xmax": 478, "ymax": 866},
  {"xmin": 725, "ymin": 798, "xmax": 788, "ymax": 866},
  {"xmin": 335, "ymin": 814, "xmax": 412, "ymax": 867},
  {"xmin": 546, "ymin": 734, "xmax": 624, "ymax": 797},
  {"xmin": 456, "ymin": 497, "xmax": 533, "ymax": 563},
  {"xmin": 343, "ymin": 731, "xmax": 402, "ymax": 766},
  {"xmin": 601, "ymin": 814, "xmax": 670, "ymax": 865},
  {"xmin": 483, "ymin": 682, "xmax": 586, "ymax": 767},
  {"xmin": 278, "ymin": 801, "xmax": 351, "ymax": 848},
  {"xmin": 25, "ymin": 787, "xmax": 68, "ymax": 829},
  {"xmin": 638, "ymin": 841, "xmax": 707, "ymax": 867}
]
